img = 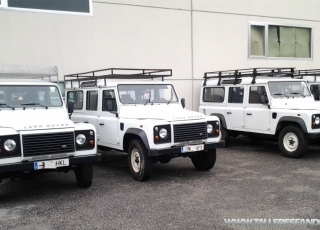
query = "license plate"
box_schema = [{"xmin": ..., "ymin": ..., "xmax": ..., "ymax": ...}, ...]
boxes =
[
  {"xmin": 34, "ymin": 159, "xmax": 69, "ymax": 170},
  {"xmin": 181, "ymin": 144, "xmax": 204, "ymax": 153}
]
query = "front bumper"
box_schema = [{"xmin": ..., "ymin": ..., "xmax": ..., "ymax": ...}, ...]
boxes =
[
  {"xmin": 148, "ymin": 141, "xmax": 225, "ymax": 157},
  {"xmin": 0, "ymin": 153, "xmax": 101, "ymax": 174}
]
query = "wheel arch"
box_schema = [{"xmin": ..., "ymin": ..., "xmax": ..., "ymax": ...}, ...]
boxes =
[
  {"xmin": 276, "ymin": 117, "xmax": 308, "ymax": 135},
  {"xmin": 123, "ymin": 128, "xmax": 150, "ymax": 153}
]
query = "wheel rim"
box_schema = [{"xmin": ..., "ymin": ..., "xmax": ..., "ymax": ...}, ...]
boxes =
[
  {"xmin": 283, "ymin": 132, "xmax": 299, "ymax": 152},
  {"xmin": 131, "ymin": 148, "xmax": 141, "ymax": 173}
]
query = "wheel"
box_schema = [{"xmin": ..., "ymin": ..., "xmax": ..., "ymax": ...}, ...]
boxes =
[
  {"xmin": 220, "ymin": 125, "xmax": 229, "ymax": 146},
  {"xmin": 128, "ymin": 139, "xmax": 152, "ymax": 181},
  {"xmin": 75, "ymin": 163, "xmax": 93, "ymax": 188},
  {"xmin": 278, "ymin": 126, "xmax": 308, "ymax": 158},
  {"xmin": 191, "ymin": 148, "xmax": 216, "ymax": 171}
]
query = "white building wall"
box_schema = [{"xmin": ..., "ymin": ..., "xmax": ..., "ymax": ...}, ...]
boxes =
[{"xmin": 1, "ymin": 0, "xmax": 319, "ymax": 111}]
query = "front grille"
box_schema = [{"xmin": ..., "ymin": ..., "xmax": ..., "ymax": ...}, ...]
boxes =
[
  {"xmin": 173, "ymin": 122, "xmax": 208, "ymax": 143},
  {"xmin": 22, "ymin": 132, "xmax": 75, "ymax": 156}
]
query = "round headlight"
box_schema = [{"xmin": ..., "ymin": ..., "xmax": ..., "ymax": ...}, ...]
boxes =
[
  {"xmin": 315, "ymin": 117, "xmax": 320, "ymax": 125},
  {"xmin": 207, "ymin": 124, "xmax": 213, "ymax": 133},
  {"xmin": 76, "ymin": 134, "xmax": 86, "ymax": 145},
  {"xmin": 4, "ymin": 139, "xmax": 16, "ymax": 152},
  {"xmin": 159, "ymin": 128, "xmax": 168, "ymax": 139}
]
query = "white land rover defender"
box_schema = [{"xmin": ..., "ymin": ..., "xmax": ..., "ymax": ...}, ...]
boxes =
[
  {"xmin": 200, "ymin": 68, "xmax": 320, "ymax": 158},
  {"xmin": 64, "ymin": 68, "xmax": 224, "ymax": 181},
  {"xmin": 0, "ymin": 65, "xmax": 100, "ymax": 188}
]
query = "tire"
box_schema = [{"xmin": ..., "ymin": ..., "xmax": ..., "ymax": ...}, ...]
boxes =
[
  {"xmin": 128, "ymin": 139, "xmax": 152, "ymax": 181},
  {"xmin": 191, "ymin": 148, "xmax": 216, "ymax": 171},
  {"xmin": 278, "ymin": 125, "xmax": 308, "ymax": 158},
  {"xmin": 75, "ymin": 163, "xmax": 93, "ymax": 188},
  {"xmin": 220, "ymin": 125, "xmax": 229, "ymax": 147}
]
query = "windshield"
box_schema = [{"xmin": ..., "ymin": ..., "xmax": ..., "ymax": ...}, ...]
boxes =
[
  {"xmin": 268, "ymin": 81, "xmax": 311, "ymax": 98},
  {"xmin": 0, "ymin": 85, "xmax": 63, "ymax": 108},
  {"xmin": 118, "ymin": 84, "xmax": 178, "ymax": 104}
]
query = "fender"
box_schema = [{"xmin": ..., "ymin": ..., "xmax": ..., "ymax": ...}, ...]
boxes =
[
  {"xmin": 210, "ymin": 113, "xmax": 227, "ymax": 129},
  {"xmin": 277, "ymin": 116, "xmax": 308, "ymax": 133},
  {"xmin": 124, "ymin": 128, "xmax": 150, "ymax": 150}
]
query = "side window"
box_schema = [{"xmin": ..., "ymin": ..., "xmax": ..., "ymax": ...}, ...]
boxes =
[
  {"xmin": 249, "ymin": 86, "xmax": 267, "ymax": 104},
  {"xmin": 102, "ymin": 90, "xmax": 118, "ymax": 112},
  {"xmin": 86, "ymin": 90, "xmax": 98, "ymax": 111},
  {"xmin": 228, "ymin": 87, "xmax": 244, "ymax": 103},
  {"xmin": 67, "ymin": 91, "xmax": 83, "ymax": 109},
  {"xmin": 203, "ymin": 87, "xmax": 225, "ymax": 102}
]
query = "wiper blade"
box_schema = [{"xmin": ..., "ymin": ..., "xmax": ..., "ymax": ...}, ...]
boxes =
[
  {"xmin": 290, "ymin": 92, "xmax": 305, "ymax": 98},
  {"xmin": 144, "ymin": 99, "xmax": 150, "ymax": 106},
  {"xmin": 0, "ymin": 103, "xmax": 14, "ymax": 110},
  {"xmin": 273, "ymin": 93, "xmax": 289, "ymax": 98},
  {"xmin": 20, "ymin": 103, "xmax": 48, "ymax": 109}
]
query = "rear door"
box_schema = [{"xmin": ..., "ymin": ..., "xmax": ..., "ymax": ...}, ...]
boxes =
[{"xmin": 225, "ymin": 86, "xmax": 245, "ymax": 129}]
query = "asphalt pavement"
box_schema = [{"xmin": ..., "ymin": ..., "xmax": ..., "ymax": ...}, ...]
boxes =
[{"xmin": 0, "ymin": 138, "xmax": 320, "ymax": 230}]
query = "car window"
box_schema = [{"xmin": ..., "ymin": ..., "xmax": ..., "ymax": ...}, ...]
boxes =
[{"xmin": 228, "ymin": 87, "xmax": 244, "ymax": 103}]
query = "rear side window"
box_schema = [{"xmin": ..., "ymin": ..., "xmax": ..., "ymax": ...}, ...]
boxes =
[
  {"xmin": 86, "ymin": 90, "xmax": 98, "ymax": 111},
  {"xmin": 228, "ymin": 87, "xmax": 244, "ymax": 103},
  {"xmin": 203, "ymin": 87, "xmax": 225, "ymax": 102},
  {"xmin": 67, "ymin": 91, "xmax": 83, "ymax": 109}
]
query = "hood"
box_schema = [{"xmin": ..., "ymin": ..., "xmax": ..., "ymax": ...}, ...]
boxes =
[
  {"xmin": 0, "ymin": 109, "xmax": 74, "ymax": 131},
  {"xmin": 271, "ymin": 98, "xmax": 320, "ymax": 110},
  {"xmin": 120, "ymin": 105, "xmax": 206, "ymax": 121}
]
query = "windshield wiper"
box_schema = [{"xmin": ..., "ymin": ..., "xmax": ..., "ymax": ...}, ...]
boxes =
[
  {"xmin": 21, "ymin": 103, "xmax": 48, "ymax": 109},
  {"xmin": 0, "ymin": 103, "xmax": 15, "ymax": 110},
  {"xmin": 144, "ymin": 90, "xmax": 152, "ymax": 106},
  {"xmin": 273, "ymin": 93, "xmax": 289, "ymax": 98},
  {"xmin": 290, "ymin": 92, "xmax": 305, "ymax": 98}
]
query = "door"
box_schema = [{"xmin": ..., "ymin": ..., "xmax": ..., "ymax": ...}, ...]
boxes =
[
  {"xmin": 97, "ymin": 89, "xmax": 119, "ymax": 148},
  {"xmin": 225, "ymin": 86, "xmax": 245, "ymax": 129},
  {"xmin": 244, "ymin": 85, "xmax": 270, "ymax": 131}
]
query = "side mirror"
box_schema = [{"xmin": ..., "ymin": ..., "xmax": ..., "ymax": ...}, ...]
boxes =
[
  {"xmin": 68, "ymin": 101, "xmax": 74, "ymax": 114},
  {"xmin": 181, "ymin": 98, "xmax": 185, "ymax": 109}
]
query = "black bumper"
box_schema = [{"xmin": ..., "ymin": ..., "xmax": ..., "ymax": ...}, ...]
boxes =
[
  {"xmin": 148, "ymin": 141, "xmax": 225, "ymax": 157},
  {"xmin": 0, "ymin": 154, "xmax": 101, "ymax": 174}
]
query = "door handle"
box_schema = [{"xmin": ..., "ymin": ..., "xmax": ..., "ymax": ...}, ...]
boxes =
[
  {"xmin": 246, "ymin": 113, "xmax": 252, "ymax": 115},
  {"xmin": 99, "ymin": 123, "xmax": 104, "ymax": 126},
  {"xmin": 84, "ymin": 121, "xmax": 89, "ymax": 123},
  {"xmin": 227, "ymin": 112, "xmax": 232, "ymax": 114}
]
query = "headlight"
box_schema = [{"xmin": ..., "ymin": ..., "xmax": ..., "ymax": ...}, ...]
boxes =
[
  {"xmin": 76, "ymin": 134, "xmax": 86, "ymax": 145},
  {"xmin": 316, "ymin": 117, "xmax": 320, "ymax": 125},
  {"xmin": 4, "ymin": 139, "xmax": 16, "ymax": 151},
  {"xmin": 207, "ymin": 124, "xmax": 213, "ymax": 133},
  {"xmin": 159, "ymin": 128, "xmax": 168, "ymax": 139}
]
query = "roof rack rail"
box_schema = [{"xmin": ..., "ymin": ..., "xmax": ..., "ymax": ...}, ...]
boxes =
[
  {"xmin": 294, "ymin": 69, "xmax": 320, "ymax": 82},
  {"xmin": 64, "ymin": 68, "xmax": 172, "ymax": 88},
  {"xmin": 203, "ymin": 67, "xmax": 295, "ymax": 86}
]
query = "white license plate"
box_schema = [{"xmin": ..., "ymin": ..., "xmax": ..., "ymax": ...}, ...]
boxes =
[
  {"xmin": 181, "ymin": 144, "xmax": 204, "ymax": 153},
  {"xmin": 34, "ymin": 159, "xmax": 69, "ymax": 170}
]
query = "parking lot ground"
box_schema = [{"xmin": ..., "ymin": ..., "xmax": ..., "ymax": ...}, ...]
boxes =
[{"xmin": 0, "ymin": 138, "xmax": 320, "ymax": 230}]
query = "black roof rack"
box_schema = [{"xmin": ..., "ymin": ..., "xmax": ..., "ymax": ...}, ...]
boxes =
[
  {"xmin": 294, "ymin": 69, "xmax": 320, "ymax": 82},
  {"xmin": 64, "ymin": 68, "xmax": 172, "ymax": 88},
  {"xmin": 203, "ymin": 67, "xmax": 295, "ymax": 86}
]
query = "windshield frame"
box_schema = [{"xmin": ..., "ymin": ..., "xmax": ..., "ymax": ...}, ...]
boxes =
[
  {"xmin": 117, "ymin": 84, "xmax": 179, "ymax": 105},
  {"xmin": 0, "ymin": 84, "xmax": 63, "ymax": 108},
  {"xmin": 267, "ymin": 81, "xmax": 311, "ymax": 98}
]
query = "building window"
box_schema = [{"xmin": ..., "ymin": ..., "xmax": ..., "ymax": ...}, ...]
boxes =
[
  {"xmin": 86, "ymin": 90, "xmax": 98, "ymax": 111},
  {"xmin": 1, "ymin": 0, "xmax": 92, "ymax": 15},
  {"xmin": 203, "ymin": 87, "xmax": 225, "ymax": 102},
  {"xmin": 249, "ymin": 22, "xmax": 312, "ymax": 59}
]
